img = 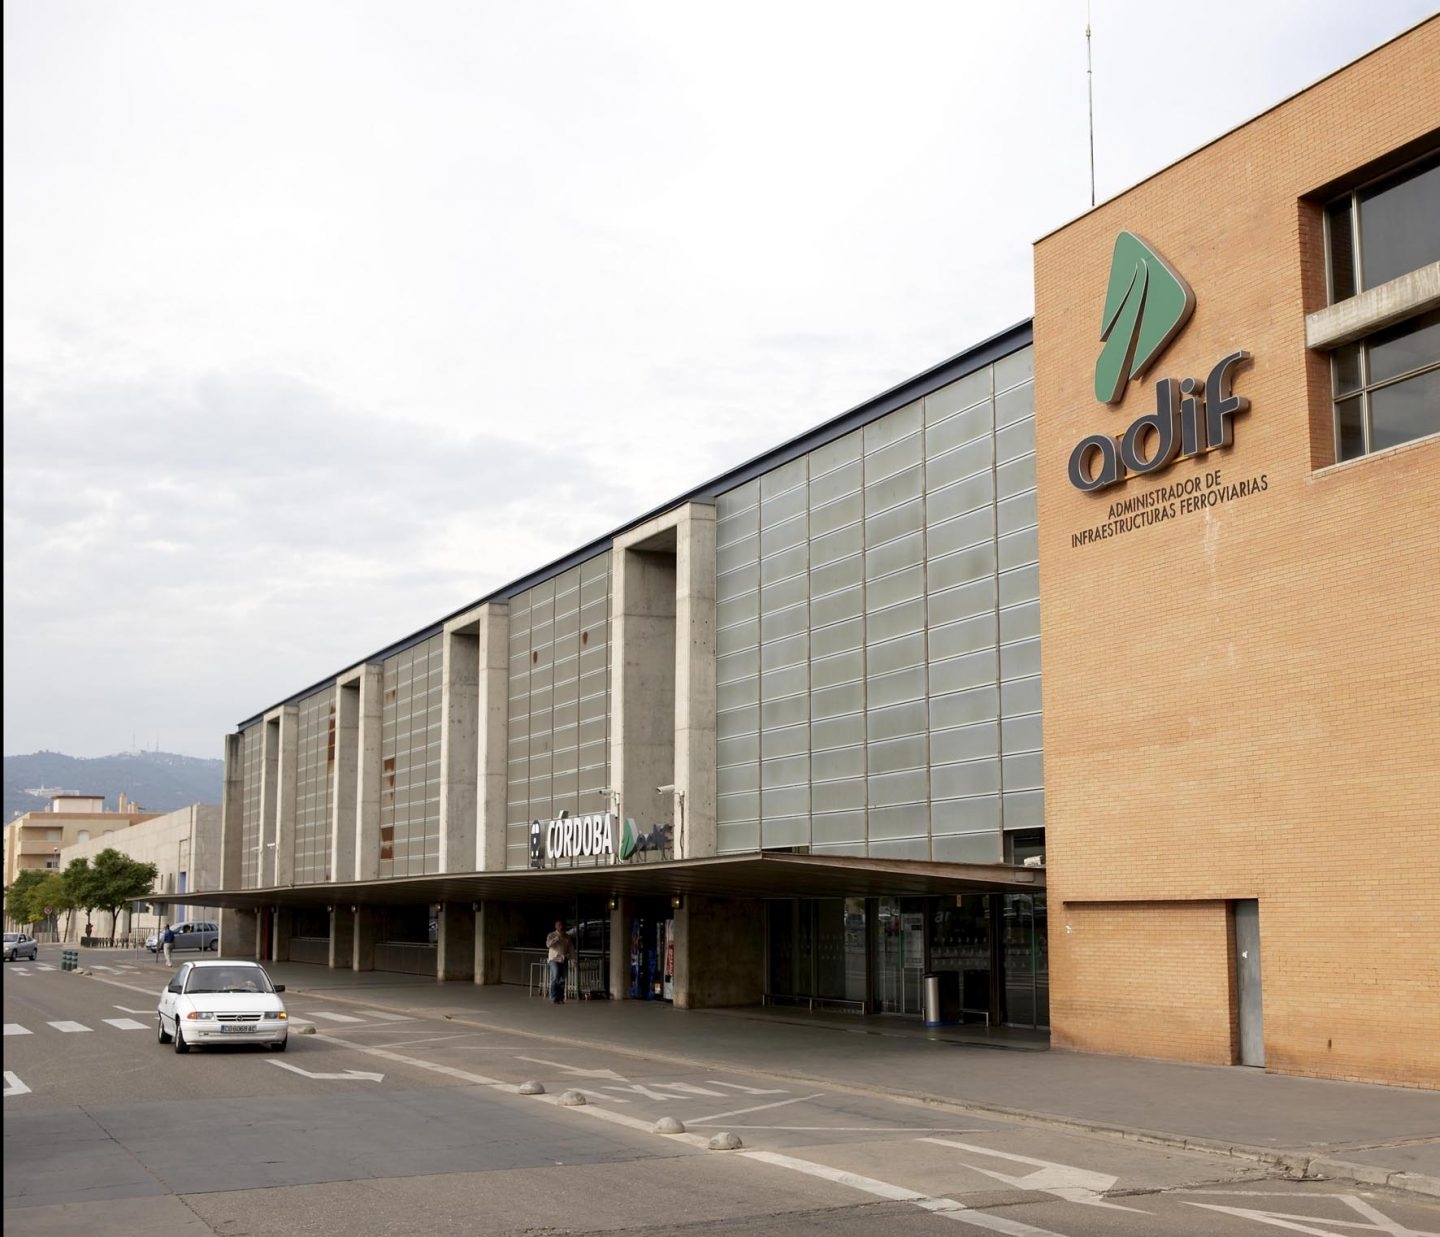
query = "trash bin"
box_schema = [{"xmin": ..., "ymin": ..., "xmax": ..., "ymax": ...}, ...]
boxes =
[
  {"xmin": 61, "ymin": 949, "xmax": 79, "ymax": 972},
  {"xmin": 923, "ymin": 971, "xmax": 961, "ymax": 1027}
]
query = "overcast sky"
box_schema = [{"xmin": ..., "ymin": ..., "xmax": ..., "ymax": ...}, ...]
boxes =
[{"xmin": 4, "ymin": 2, "xmax": 1431, "ymax": 761}]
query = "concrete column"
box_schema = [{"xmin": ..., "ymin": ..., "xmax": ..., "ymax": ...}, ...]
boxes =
[
  {"xmin": 270, "ymin": 705, "xmax": 299, "ymax": 888},
  {"xmin": 228, "ymin": 908, "xmax": 258, "ymax": 960},
  {"xmin": 475, "ymin": 604, "xmax": 510, "ymax": 872},
  {"xmin": 437, "ymin": 902, "xmax": 476, "ymax": 981},
  {"xmin": 611, "ymin": 526, "xmax": 679, "ymax": 845},
  {"xmin": 355, "ymin": 666, "xmax": 384, "ymax": 881},
  {"xmin": 610, "ymin": 502, "xmax": 716, "ymax": 858},
  {"xmin": 672, "ymin": 894, "xmax": 764, "ymax": 1009},
  {"xmin": 220, "ymin": 733, "xmax": 245, "ymax": 892},
  {"xmin": 352, "ymin": 906, "xmax": 380, "ymax": 972},
  {"xmin": 273, "ymin": 907, "xmax": 292, "ymax": 962},
  {"xmin": 439, "ymin": 615, "xmax": 480, "ymax": 874},
  {"xmin": 473, "ymin": 901, "xmax": 505, "ymax": 985},
  {"xmin": 332, "ymin": 673, "xmax": 361, "ymax": 881},
  {"xmin": 674, "ymin": 504, "xmax": 717, "ymax": 859},
  {"xmin": 609, "ymin": 897, "xmax": 632, "ymax": 999},
  {"xmin": 329, "ymin": 906, "xmax": 354, "ymax": 969}
]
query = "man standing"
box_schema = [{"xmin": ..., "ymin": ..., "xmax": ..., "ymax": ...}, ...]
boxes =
[
  {"xmin": 161, "ymin": 923, "xmax": 175, "ymax": 966},
  {"xmin": 545, "ymin": 920, "xmax": 574, "ymax": 1004}
]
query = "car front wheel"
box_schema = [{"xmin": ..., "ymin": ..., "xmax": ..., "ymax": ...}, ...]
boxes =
[
  {"xmin": 157, "ymin": 1015, "xmax": 171, "ymax": 1044},
  {"xmin": 269, "ymin": 1037, "xmax": 287, "ymax": 1052},
  {"xmin": 173, "ymin": 1024, "xmax": 189, "ymax": 1054}
]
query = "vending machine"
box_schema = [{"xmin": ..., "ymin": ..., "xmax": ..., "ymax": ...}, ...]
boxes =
[{"xmin": 662, "ymin": 919, "xmax": 675, "ymax": 1001}]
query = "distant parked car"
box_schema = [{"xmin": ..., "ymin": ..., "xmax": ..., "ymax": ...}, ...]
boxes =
[
  {"xmin": 4, "ymin": 932, "xmax": 39, "ymax": 962},
  {"xmin": 156, "ymin": 959, "xmax": 288, "ymax": 1053},
  {"xmin": 145, "ymin": 921, "xmax": 220, "ymax": 953}
]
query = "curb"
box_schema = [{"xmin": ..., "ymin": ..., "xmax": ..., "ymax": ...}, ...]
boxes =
[{"xmin": 289, "ymin": 984, "xmax": 1439, "ymax": 1199}]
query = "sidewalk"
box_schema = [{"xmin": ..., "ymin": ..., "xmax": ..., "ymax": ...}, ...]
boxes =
[{"xmin": 256, "ymin": 960, "xmax": 1440, "ymax": 1197}]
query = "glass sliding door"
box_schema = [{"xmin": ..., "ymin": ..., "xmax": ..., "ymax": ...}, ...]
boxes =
[{"xmin": 877, "ymin": 896, "xmax": 926, "ymax": 1015}]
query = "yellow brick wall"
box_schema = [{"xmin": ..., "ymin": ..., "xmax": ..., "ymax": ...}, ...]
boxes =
[{"xmin": 1033, "ymin": 19, "xmax": 1440, "ymax": 1088}]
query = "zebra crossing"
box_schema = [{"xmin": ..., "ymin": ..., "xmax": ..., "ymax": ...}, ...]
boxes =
[{"xmin": 5, "ymin": 1014, "xmax": 150, "ymax": 1037}]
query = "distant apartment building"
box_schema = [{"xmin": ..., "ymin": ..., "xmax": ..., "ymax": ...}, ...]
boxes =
[{"xmin": 3, "ymin": 793, "xmax": 158, "ymax": 889}]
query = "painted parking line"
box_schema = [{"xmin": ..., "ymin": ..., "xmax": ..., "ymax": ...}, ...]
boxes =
[
  {"xmin": 7, "ymin": 969, "xmax": 31, "ymax": 976},
  {"xmin": 34, "ymin": 964, "xmax": 56, "ymax": 971},
  {"xmin": 101, "ymin": 1018, "xmax": 148, "ymax": 1031},
  {"xmin": 4, "ymin": 1024, "xmax": 33, "ymax": 1036},
  {"xmin": 306, "ymin": 1011, "xmax": 366, "ymax": 1023},
  {"xmin": 47, "ymin": 1021, "xmax": 92, "ymax": 1033},
  {"xmin": 355, "ymin": 1010, "xmax": 412, "ymax": 1021},
  {"xmin": 4, "ymin": 1072, "xmax": 31, "ymax": 1098}
]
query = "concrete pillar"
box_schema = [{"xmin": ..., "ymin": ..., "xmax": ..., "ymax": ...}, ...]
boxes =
[
  {"xmin": 352, "ymin": 906, "xmax": 380, "ymax": 972},
  {"xmin": 612, "ymin": 527, "xmax": 678, "ymax": 844},
  {"xmin": 329, "ymin": 906, "xmax": 354, "ymax": 969},
  {"xmin": 331, "ymin": 674, "xmax": 361, "ymax": 881},
  {"xmin": 475, "ymin": 604, "xmax": 509, "ymax": 872},
  {"xmin": 609, "ymin": 897, "xmax": 632, "ymax": 999},
  {"xmin": 473, "ymin": 901, "xmax": 505, "ymax": 985},
  {"xmin": 355, "ymin": 666, "xmax": 383, "ymax": 881},
  {"xmin": 439, "ymin": 616, "xmax": 480, "ymax": 874},
  {"xmin": 610, "ymin": 502, "xmax": 717, "ymax": 858},
  {"xmin": 672, "ymin": 894, "xmax": 764, "ymax": 1009},
  {"xmin": 220, "ymin": 733, "xmax": 245, "ymax": 892},
  {"xmin": 273, "ymin": 907, "xmax": 292, "ymax": 962},
  {"xmin": 228, "ymin": 908, "xmax": 259, "ymax": 961},
  {"xmin": 270, "ymin": 705, "xmax": 299, "ymax": 888},
  {"xmin": 673, "ymin": 505, "xmax": 717, "ymax": 859},
  {"xmin": 437, "ymin": 902, "xmax": 476, "ymax": 981}
]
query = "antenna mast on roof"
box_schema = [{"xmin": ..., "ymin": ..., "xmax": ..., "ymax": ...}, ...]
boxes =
[{"xmin": 1086, "ymin": 1, "xmax": 1096, "ymax": 207}]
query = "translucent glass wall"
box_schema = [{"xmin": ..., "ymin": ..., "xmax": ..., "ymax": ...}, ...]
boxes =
[
  {"xmin": 505, "ymin": 554, "xmax": 611, "ymax": 868},
  {"xmin": 378, "ymin": 635, "xmax": 442, "ymax": 877},
  {"xmin": 714, "ymin": 345, "xmax": 1040, "ymax": 860},
  {"xmin": 239, "ymin": 722, "xmax": 264, "ymax": 887},
  {"xmin": 294, "ymin": 686, "xmax": 335, "ymax": 884}
]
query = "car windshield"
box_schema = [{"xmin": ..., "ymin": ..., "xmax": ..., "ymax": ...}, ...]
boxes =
[
  {"xmin": 184, "ymin": 968, "xmax": 272, "ymax": 994},
  {"xmin": 3, "ymin": 934, "xmax": 18, "ymax": 943}
]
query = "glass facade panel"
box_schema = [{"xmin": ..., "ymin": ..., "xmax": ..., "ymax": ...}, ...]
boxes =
[
  {"xmin": 294, "ymin": 687, "xmax": 335, "ymax": 884},
  {"xmin": 712, "ymin": 346, "xmax": 1037, "ymax": 860},
  {"xmin": 506, "ymin": 557, "xmax": 611, "ymax": 868}
]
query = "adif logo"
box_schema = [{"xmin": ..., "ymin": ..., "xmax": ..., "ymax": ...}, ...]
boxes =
[
  {"xmin": 1069, "ymin": 232, "xmax": 1250, "ymax": 493},
  {"xmin": 1094, "ymin": 232, "xmax": 1195, "ymax": 404}
]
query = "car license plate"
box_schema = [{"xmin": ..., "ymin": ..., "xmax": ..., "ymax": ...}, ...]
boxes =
[{"xmin": 219, "ymin": 1024, "xmax": 256, "ymax": 1033}]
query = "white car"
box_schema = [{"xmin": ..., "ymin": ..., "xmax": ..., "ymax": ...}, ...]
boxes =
[
  {"xmin": 156, "ymin": 959, "xmax": 288, "ymax": 1053},
  {"xmin": 4, "ymin": 932, "xmax": 39, "ymax": 961}
]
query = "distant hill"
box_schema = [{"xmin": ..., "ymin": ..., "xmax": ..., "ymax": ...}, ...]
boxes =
[{"xmin": 4, "ymin": 750, "xmax": 223, "ymax": 824}]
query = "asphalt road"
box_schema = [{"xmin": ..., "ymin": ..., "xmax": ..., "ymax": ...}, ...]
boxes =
[{"xmin": 5, "ymin": 948, "xmax": 1437, "ymax": 1237}]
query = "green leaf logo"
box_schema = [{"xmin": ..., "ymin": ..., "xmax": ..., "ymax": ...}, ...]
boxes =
[
  {"xmin": 619, "ymin": 817, "xmax": 638, "ymax": 861},
  {"xmin": 1094, "ymin": 232, "xmax": 1196, "ymax": 404}
]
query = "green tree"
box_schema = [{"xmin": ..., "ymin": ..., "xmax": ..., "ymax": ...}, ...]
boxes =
[
  {"xmin": 86, "ymin": 849, "xmax": 159, "ymax": 945},
  {"xmin": 7, "ymin": 868, "xmax": 48, "ymax": 926}
]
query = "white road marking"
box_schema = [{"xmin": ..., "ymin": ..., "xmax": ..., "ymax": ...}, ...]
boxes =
[
  {"xmin": 306, "ymin": 1011, "xmax": 365, "ymax": 1023},
  {"xmin": 1182, "ymin": 1195, "xmax": 1435, "ymax": 1236},
  {"xmin": 356, "ymin": 1010, "xmax": 411, "ymax": 1021},
  {"xmin": 48, "ymin": 1021, "xmax": 92, "ymax": 1033},
  {"xmin": 91, "ymin": 964, "xmax": 120, "ymax": 972},
  {"xmin": 114, "ymin": 1005, "xmax": 154, "ymax": 1015},
  {"xmin": 709, "ymin": 1080, "xmax": 788, "ymax": 1094},
  {"xmin": 515, "ymin": 1055, "xmax": 628, "ymax": 1081},
  {"xmin": 8, "ymin": 968, "xmax": 31, "ymax": 976},
  {"xmin": 312, "ymin": 1033, "xmax": 1074, "ymax": 1235},
  {"xmin": 101, "ymin": 1018, "xmax": 147, "ymax": 1031},
  {"xmin": 4, "ymin": 1024, "xmax": 32, "ymax": 1036},
  {"xmin": 921, "ymin": 1138, "xmax": 1144, "ymax": 1213},
  {"xmin": 742, "ymin": 1149, "xmax": 1070, "ymax": 1235},
  {"xmin": 688, "ymin": 1093, "xmax": 827, "ymax": 1124},
  {"xmin": 267, "ymin": 1061, "xmax": 385, "ymax": 1082},
  {"xmin": 4, "ymin": 1072, "xmax": 31, "ymax": 1098},
  {"xmin": 647, "ymin": 1080, "xmax": 728, "ymax": 1097},
  {"xmin": 35, "ymin": 964, "xmax": 56, "ymax": 971}
]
